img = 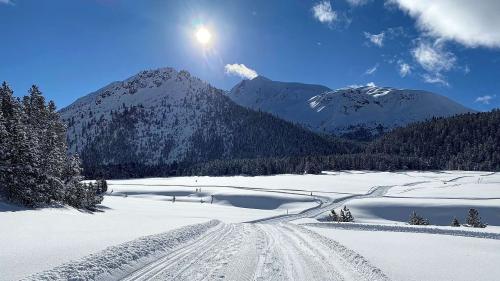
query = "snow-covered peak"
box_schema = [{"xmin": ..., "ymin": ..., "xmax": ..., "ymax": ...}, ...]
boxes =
[
  {"xmin": 227, "ymin": 77, "xmax": 475, "ymax": 136},
  {"xmin": 251, "ymin": 75, "xmax": 272, "ymax": 82},
  {"xmin": 60, "ymin": 68, "xmax": 209, "ymax": 115},
  {"xmin": 59, "ymin": 67, "xmax": 219, "ymax": 160}
]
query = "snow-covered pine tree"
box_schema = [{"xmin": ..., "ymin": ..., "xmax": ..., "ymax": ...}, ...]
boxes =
[
  {"xmin": 0, "ymin": 110, "xmax": 9, "ymax": 196},
  {"xmin": 466, "ymin": 208, "xmax": 486, "ymax": 228},
  {"xmin": 339, "ymin": 209, "xmax": 346, "ymax": 222},
  {"xmin": 62, "ymin": 154, "xmax": 85, "ymax": 207},
  {"xmin": 408, "ymin": 211, "xmax": 429, "ymax": 225},
  {"xmin": 42, "ymin": 100, "xmax": 68, "ymax": 201},
  {"xmin": 451, "ymin": 217, "xmax": 460, "ymax": 227},
  {"xmin": 1, "ymin": 82, "xmax": 105, "ymax": 209},
  {"xmin": 97, "ymin": 178, "xmax": 108, "ymax": 194},
  {"xmin": 7, "ymin": 101, "xmax": 42, "ymax": 206},
  {"xmin": 1, "ymin": 82, "xmax": 15, "ymax": 120},
  {"xmin": 330, "ymin": 209, "xmax": 339, "ymax": 222},
  {"xmin": 343, "ymin": 205, "xmax": 354, "ymax": 222},
  {"xmin": 0, "ymin": 82, "xmax": 15, "ymax": 197}
]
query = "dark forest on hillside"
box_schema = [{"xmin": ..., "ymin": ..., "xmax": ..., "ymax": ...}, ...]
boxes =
[{"xmin": 84, "ymin": 110, "xmax": 500, "ymax": 179}]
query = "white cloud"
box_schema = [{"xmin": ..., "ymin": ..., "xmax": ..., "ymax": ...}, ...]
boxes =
[
  {"xmin": 387, "ymin": 0, "xmax": 500, "ymax": 48},
  {"xmin": 475, "ymin": 95, "xmax": 495, "ymax": 104},
  {"xmin": 0, "ymin": 0, "xmax": 12, "ymax": 4},
  {"xmin": 422, "ymin": 73, "xmax": 449, "ymax": 87},
  {"xmin": 312, "ymin": 1, "xmax": 337, "ymax": 25},
  {"xmin": 364, "ymin": 32, "xmax": 385, "ymax": 47},
  {"xmin": 366, "ymin": 82, "xmax": 376, "ymax": 87},
  {"xmin": 224, "ymin": 64, "xmax": 258, "ymax": 80},
  {"xmin": 365, "ymin": 64, "xmax": 378, "ymax": 75},
  {"xmin": 346, "ymin": 0, "xmax": 370, "ymax": 6},
  {"xmin": 411, "ymin": 41, "xmax": 456, "ymax": 73},
  {"xmin": 398, "ymin": 61, "xmax": 411, "ymax": 77}
]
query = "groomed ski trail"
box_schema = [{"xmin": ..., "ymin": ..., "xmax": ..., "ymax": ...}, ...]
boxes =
[
  {"xmin": 27, "ymin": 185, "xmax": 399, "ymax": 281},
  {"xmin": 121, "ymin": 222, "xmax": 389, "ymax": 281}
]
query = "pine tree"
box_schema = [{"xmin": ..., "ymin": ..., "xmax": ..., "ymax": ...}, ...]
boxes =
[
  {"xmin": 342, "ymin": 205, "xmax": 354, "ymax": 222},
  {"xmin": 7, "ymin": 102, "xmax": 42, "ymax": 206},
  {"xmin": 0, "ymin": 82, "xmax": 15, "ymax": 119},
  {"xmin": 451, "ymin": 217, "xmax": 460, "ymax": 227},
  {"xmin": 466, "ymin": 208, "xmax": 486, "ymax": 228},
  {"xmin": 329, "ymin": 209, "xmax": 339, "ymax": 222},
  {"xmin": 97, "ymin": 178, "xmax": 108, "ymax": 194},
  {"xmin": 0, "ymin": 83, "xmax": 106, "ymax": 209},
  {"xmin": 340, "ymin": 209, "xmax": 346, "ymax": 222},
  {"xmin": 0, "ymin": 110, "xmax": 9, "ymax": 196},
  {"xmin": 408, "ymin": 211, "xmax": 429, "ymax": 225}
]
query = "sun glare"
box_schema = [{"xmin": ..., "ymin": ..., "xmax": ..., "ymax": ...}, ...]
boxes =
[{"xmin": 195, "ymin": 26, "xmax": 212, "ymax": 46}]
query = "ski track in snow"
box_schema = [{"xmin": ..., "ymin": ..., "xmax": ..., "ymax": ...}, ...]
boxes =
[
  {"xmin": 119, "ymin": 222, "xmax": 388, "ymax": 281},
  {"xmin": 25, "ymin": 184, "xmax": 398, "ymax": 281},
  {"xmin": 27, "ymin": 179, "xmax": 491, "ymax": 281}
]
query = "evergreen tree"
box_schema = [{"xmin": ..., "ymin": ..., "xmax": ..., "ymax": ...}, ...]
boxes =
[
  {"xmin": 342, "ymin": 205, "xmax": 354, "ymax": 222},
  {"xmin": 0, "ymin": 110, "xmax": 9, "ymax": 196},
  {"xmin": 329, "ymin": 209, "xmax": 339, "ymax": 222},
  {"xmin": 8, "ymin": 103, "xmax": 44, "ymax": 206},
  {"xmin": 97, "ymin": 178, "xmax": 108, "ymax": 194},
  {"xmin": 339, "ymin": 209, "xmax": 346, "ymax": 222},
  {"xmin": 408, "ymin": 211, "xmax": 429, "ymax": 225},
  {"xmin": 0, "ymin": 82, "xmax": 104, "ymax": 209},
  {"xmin": 451, "ymin": 217, "xmax": 460, "ymax": 227},
  {"xmin": 466, "ymin": 208, "xmax": 486, "ymax": 228},
  {"xmin": 0, "ymin": 82, "xmax": 15, "ymax": 119}
]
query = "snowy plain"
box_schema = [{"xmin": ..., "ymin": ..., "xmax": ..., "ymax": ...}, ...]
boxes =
[{"xmin": 1, "ymin": 171, "xmax": 499, "ymax": 280}]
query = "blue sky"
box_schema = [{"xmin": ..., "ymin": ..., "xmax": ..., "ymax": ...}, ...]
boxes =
[{"xmin": 1, "ymin": 0, "xmax": 499, "ymax": 111}]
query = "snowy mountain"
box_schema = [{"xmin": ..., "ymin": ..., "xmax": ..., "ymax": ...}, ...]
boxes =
[
  {"xmin": 60, "ymin": 68, "xmax": 352, "ymax": 174},
  {"xmin": 228, "ymin": 77, "xmax": 474, "ymax": 137}
]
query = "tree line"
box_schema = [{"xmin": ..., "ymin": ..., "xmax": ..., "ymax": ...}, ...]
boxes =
[{"xmin": 0, "ymin": 82, "xmax": 105, "ymax": 208}]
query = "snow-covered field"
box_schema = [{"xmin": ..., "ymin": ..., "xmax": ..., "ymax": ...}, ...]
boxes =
[{"xmin": 1, "ymin": 171, "xmax": 499, "ymax": 280}]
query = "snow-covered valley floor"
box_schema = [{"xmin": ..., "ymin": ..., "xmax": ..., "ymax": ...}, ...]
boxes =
[{"xmin": 1, "ymin": 171, "xmax": 500, "ymax": 280}]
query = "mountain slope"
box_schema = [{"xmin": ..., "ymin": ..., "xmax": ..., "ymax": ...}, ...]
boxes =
[
  {"xmin": 60, "ymin": 68, "xmax": 356, "ymax": 176},
  {"xmin": 367, "ymin": 109, "xmax": 500, "ymax": 170},
  {"xmin": 228, "ymin": 77, "xmax": 474, "ymax": 138}
]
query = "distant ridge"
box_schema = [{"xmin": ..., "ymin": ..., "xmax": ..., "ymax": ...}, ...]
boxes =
[{"xmin": 228, "ymin": 77, "xmax": 474, "ymax": 139}]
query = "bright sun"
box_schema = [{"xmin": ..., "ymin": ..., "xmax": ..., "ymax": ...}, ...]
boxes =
[{"xmin": 195, "ymin": 26, "xmax": 212, "ymax": 46}]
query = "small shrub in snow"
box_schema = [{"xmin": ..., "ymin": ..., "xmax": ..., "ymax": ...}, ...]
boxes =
[
  {"xmin": 451, "ymin": 217, "xmax": 460, "ymax": 227},
  {"xmin": 408, "ymin": 211, "xmax": 429, "ymax": 225},
  {"xmin": 465, "ymin": 208, "xmax": 486, "ymax": 228}
]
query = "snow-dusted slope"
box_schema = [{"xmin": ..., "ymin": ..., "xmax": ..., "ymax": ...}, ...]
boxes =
[
  {"xmin": 228, "ymin": 77, "xmax": 474, "ymax": 135},
  {"xmin": 228, "ymin": 76, "xmax": 330, "ymax": 124},
  {"xmin": 60, "ymin": 68, "xmax": 212, "ymax": 164},
  {"xmin": 60, "ymin": 68, "xmax": 343, "ymax": 168}
]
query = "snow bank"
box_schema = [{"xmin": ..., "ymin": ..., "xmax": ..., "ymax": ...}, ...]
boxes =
[
  {"xmin": 22, "ymin": 220, "xmax": 220, "ymax": 281},
  {"xmin": 302, "ymin": 222, "xmax": 500, "ymax": 240}
]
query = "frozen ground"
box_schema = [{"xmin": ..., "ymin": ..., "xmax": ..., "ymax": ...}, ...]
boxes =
[{"xmin": 1, "ymin": 171, "xmax": 499, "ymax": 280}]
